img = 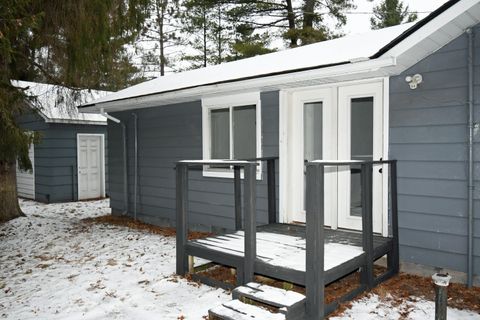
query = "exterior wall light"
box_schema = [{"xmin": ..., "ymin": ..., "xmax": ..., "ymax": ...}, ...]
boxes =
[{"xmin": 405, "ymin": 74, "xmax": 423, "ymax": 89}]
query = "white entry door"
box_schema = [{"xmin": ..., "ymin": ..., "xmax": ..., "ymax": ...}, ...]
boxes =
[
  {"xmin": 77, "ymin": 134, "xmax": 104, "ymax": 200},
  {"xmin": 289, "ymin": 88, "xmax": 336, "ymax": 225},
  {"xmin": 337, "ymin": 82, "xmax": 384, "ymax": 233},
  {"xmin": 284, "ymin": 81, "xmax": 385, "ymax": 234}
]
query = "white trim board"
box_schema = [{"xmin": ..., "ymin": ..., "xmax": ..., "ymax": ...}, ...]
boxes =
[
  {"xmin": 76, "ymin": 133, "xmax": 106, "ymax": 200},
  {"xmin": 279, "ymin": 77, "xmax": 390, "ymax": 236},
  {"xmin": 201, "ymin": 92, "xmax": 262, "ymax": 180}
]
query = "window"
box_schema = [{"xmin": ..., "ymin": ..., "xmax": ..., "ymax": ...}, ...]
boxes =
[{"xmin": 202, "ymin": 92, "xmax": 261, "ymax": 178}]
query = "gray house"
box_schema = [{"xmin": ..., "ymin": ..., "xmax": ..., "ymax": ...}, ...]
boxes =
[
  {"xmin": 16, "ymin": 81, "xmax": 109, "ymax": 203},
  {"xmin": 81, "ymin": 0, "xmax": 480, "ymax": 291}
]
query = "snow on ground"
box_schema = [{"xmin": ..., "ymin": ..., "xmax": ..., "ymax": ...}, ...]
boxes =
[
  {"xmin": 0, "ymin": 199, "xmax": 230, "ymax": 319},
  {"xmin": 0, "ymin": 199, "xmax": 479, "ymax": 320},
  {"xmin": 330, "ymin": 294, "xmax": 480, "ymax": 320}
]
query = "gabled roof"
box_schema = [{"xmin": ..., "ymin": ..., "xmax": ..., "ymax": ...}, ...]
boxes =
[
  {"xmin": 14, "ymin": 80, "xmax": 108, "ymax": 125},
  {"xmin": 82, "ymin": 0, "xmax": 480, "ymax": 112}
]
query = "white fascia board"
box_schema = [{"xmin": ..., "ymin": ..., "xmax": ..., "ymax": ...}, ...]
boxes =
[
  {"xmin": 81, "ymin": 56, "xmax": 397, "ymax": 113},
  {"xmin": 44, "ymin": 119, "xmax": 107, "ymax": 125},
  {"xmin": 385, "ymin": 0, "xmax": 480, "ymax": 59}
]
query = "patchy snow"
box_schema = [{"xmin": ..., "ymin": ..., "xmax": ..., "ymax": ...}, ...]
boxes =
[
  {"xmin": 331, "ymin": 294, "xmax": 480, "ymax": 320},
  {"xmin": 1, "ymin": 199, "xmax": 479, "ymax": 320},
  {"xmin": 0, "ymin": 199, "xmax": 230, "ymax": 319}
]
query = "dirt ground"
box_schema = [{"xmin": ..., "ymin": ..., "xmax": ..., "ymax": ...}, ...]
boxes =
[{"xmin": 87, "ymin": 215, "xmax": 480, "ymax": 317}]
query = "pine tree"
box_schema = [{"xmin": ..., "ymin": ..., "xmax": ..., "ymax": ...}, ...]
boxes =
[
  {"xmin": 137, "ymin": 0, "xmax": 181, "ymax": 77},
  {"xmin": 370, "ymin": 0, "xmax": 418, "ymax": 30},
  {"xmin": 180, "ymin": 0, "xmax": 234, "ymax": 69},
  {"xmin": 0, "ymin": 0, "xmax": 149, "ymax": 223},
  {"xmin": 228, "ymin": 24, "xmax": 276, "ymax": 61},
  {"xmin": 229, "ymin": 0, "xmax": 354, "ymax": 48}
]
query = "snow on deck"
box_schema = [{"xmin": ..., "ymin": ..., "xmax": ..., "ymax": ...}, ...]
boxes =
[{"xmin": 193, "ymin": 230, "xmax": 364, "ymax": 271}]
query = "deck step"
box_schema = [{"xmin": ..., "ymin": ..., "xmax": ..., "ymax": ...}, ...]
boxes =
[
  {"xmin": 232, "ymin": 282, "xmax": 305, "ymax": 319},
  {"xmin": 209, "ymin": 299, "xmax": 286, "ymax": 320}
]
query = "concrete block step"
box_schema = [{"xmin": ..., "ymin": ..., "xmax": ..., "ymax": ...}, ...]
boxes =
[{"xmin": 209, "ymin": 299, "xmax": 286, "ymax": 320}]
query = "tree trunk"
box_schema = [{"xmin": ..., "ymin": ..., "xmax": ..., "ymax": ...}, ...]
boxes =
[
  {"xmin": 203, "ymin": 5, "xmax": 207, "ymax": 68},
  {"xmin": 303, "ymin": 0, "xmax": 315, "ymax": 28},
  {"xmin": 285, "ymin": 0, "xmax": 298, "ymax": 47},
  {"xmin": 156, "ymin": 0, "xmax": 166, "ymax": 76},
  {"xmin": 0, "ymin": 161, "xmax": 24, "ymax": 223}
]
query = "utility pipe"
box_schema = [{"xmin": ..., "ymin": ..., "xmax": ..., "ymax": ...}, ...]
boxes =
[
  {"xmin": 467, "ymin": 28, "xmax": 475, "ymax": 288},
  {"xmin": 100, "ymin": 108, "xmax": 129, "ymax": 216},
  {"xmin": 132, "ymin": 113, "xmax": 138, "ymax": 221},
  {"xmin": 432, "ymin": 273, "xmax": 452, "ymax": 320}
]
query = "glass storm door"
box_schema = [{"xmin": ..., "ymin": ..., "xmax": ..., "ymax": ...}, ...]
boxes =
[
  {"xmin": 337, "ymin": 82, "xmax": 384, "ymax": 233},
  {"xmin": 290, "ymin": 88, "xmax": 336, "ymax": 225}
]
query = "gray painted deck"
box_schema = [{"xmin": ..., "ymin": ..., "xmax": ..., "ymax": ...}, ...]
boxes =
[
  {"xmin": 389, "ymin": 25, "xmax": 480, "ymax": 275},
  {"xmin": 108, "ymin": 92, "xmax": 279, "ymax": 231}
]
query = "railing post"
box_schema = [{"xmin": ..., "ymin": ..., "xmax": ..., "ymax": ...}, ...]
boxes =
[
  {"xmin": 388, "ymin": 161, "xmax": 400, "ymax": 274},
  {"xmin": 234, "ymin": 166, "xmax": 242, "ymax": 230},
  {"xmin": 243, "ymin": 163, "xmax": 257, "ymax": 283},
  {"xmin": 305, "ymin": 163, "xmax": 325, "ymax": 320},
  {"xmin": 360, "ymin": 163, "xmax": 374, "ymax": 289},
  {"xmin": 176, "ymin": 163, "xmax": 189, "ymax": 276},
  {"xmin": 267, "ymin": 159, "xmax": 277, "ymax": 224}
]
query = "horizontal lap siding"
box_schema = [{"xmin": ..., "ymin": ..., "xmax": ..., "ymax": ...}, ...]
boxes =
[
  {"xmin": 34, "ymin": 123, "xmax": 108, "ymax": 203},
  {"xmin": 389, "ymin": 25, "xmax": 480, "ymax": 274},
  {"xmin": 108, "ymin": 92, "xmax": 279, "ymax": 231}
]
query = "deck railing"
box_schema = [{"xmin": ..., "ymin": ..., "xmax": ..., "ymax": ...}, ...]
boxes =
[
  {"xmin": 176, "ymin": 157, "xmax": 278, "ymax": 283},
  {"xmin": 305, "ymin": 160, "xmax": 399, "ymax": 319}
]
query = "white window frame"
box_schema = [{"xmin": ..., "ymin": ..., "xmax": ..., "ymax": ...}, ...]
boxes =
[{"xmin": 202, "ymin": 92, "xmax": 262, "ymax": 179}]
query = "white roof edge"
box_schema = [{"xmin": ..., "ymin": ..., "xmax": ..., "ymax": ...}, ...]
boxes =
[
  {"xmin": 44, "ymin": 119, "xmax": 108, "ymax": 125},
  {"xmin": 385, "ymin": 0, "xmax": 480, "ymax": 58},
  {"xmin": 83, "ymin": 0, "xmax": 480, "ymax": 113},
  {"xmin": 82, "ymin": 57, "xmax": 397, "ymax": 112}
]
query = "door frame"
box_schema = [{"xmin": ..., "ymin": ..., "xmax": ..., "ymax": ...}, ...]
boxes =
[
  {"xmin": 77, "ymin": 133, "xmax": 106, "ymax": 200},
  {"xmin": 279, "ymin": 77, "xmax": 390, "ymax": 236},
  {"xmin": 289, "ymin": 87, "xmax": 336, "ymax": 226}
]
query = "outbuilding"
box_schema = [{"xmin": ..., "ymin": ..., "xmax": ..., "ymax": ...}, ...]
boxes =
[{"xmin": 16, "ymin": 81, "xmax": 109, "ymax": 203}]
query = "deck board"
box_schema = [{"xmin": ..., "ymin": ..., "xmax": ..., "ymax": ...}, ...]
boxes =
[{"xmin": 189, "ymin": 223, "xmax": 391, "ymax": 272}]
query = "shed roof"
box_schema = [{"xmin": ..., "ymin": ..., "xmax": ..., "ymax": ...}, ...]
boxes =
[{"xmin": 14, "ymin": 80, "xmax": 108, "ymax": 125}]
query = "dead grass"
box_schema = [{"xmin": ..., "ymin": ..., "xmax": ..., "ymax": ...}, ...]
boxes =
[
  {"xmin": 193, "ymin": 264, "xmax": 480, "ymax": 317},
  {"xmin": 82, "ymin": 214, "xmax": 211, "ymax": 240}
]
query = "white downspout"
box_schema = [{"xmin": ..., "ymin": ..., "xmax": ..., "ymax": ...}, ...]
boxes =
[{"xmin": 100, "ymin": 108, "xmax": 129, "ymax": 216}]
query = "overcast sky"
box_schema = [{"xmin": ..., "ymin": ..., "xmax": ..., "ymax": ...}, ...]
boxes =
[{"xmin": 342, "ymin": 0, "xmax": 451, "ymax": 34}]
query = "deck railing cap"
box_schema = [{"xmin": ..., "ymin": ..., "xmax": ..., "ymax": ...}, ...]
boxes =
[
  {"xmin": 307, "ymin": 159, "xmax": 396, "ymax": 166},
  {"xmin": 177, "ymin": 159, "xmax": 257, "ymax": 166}
]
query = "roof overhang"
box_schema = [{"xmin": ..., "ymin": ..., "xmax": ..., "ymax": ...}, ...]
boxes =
[
  {"xmin": 81, "ymin": 57, "xmax": 397, "ymax": 112},
  {"xmin": 81, "ymin": 0, "xmax": 480, "ymax": 113}
]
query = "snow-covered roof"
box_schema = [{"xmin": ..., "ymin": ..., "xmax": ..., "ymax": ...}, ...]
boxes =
[
  {"xmin": 87, "ymin": 23, "xmax": 412, "ymax": 106},
  {"xmin": 14, "ymin": 80, "xmax": 108, "ymax": 125},
  {"xmin": 81, "ymin": 0, "xmax": 480, "ymax": 112}
]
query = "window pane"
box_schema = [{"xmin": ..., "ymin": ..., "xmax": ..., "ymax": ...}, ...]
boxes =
[
  {"xmin": 350, "ymin": 97, "xmax": 374, "ymax": 217},
  {"xmin": 304, "ymin": 102, "xmax": 323, "ymax": 162},
  {"xmin": 233, "ymin": 105, "xmax": 256, "ymax": 159},
  {"xmin": 210, "ymin": 108, "xmax": 230, "ymax": 159}
]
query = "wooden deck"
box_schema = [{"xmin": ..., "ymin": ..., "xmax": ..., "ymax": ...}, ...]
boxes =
[
  {"xmin": 187, "ymin": 223, "xmax": 394, "ymax": 288},
  {"xmin": 176, "ymin": 159, "xmax": 399, "ymax": 319}
]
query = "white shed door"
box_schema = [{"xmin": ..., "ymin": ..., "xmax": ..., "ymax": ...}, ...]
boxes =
[
  {"xmin": 16, "ymin": 143, "xmax": 35, "ymax": 199},
  {"xmin": 78, "ymin": 135, "xmax": 103, "ymax": 200}
]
